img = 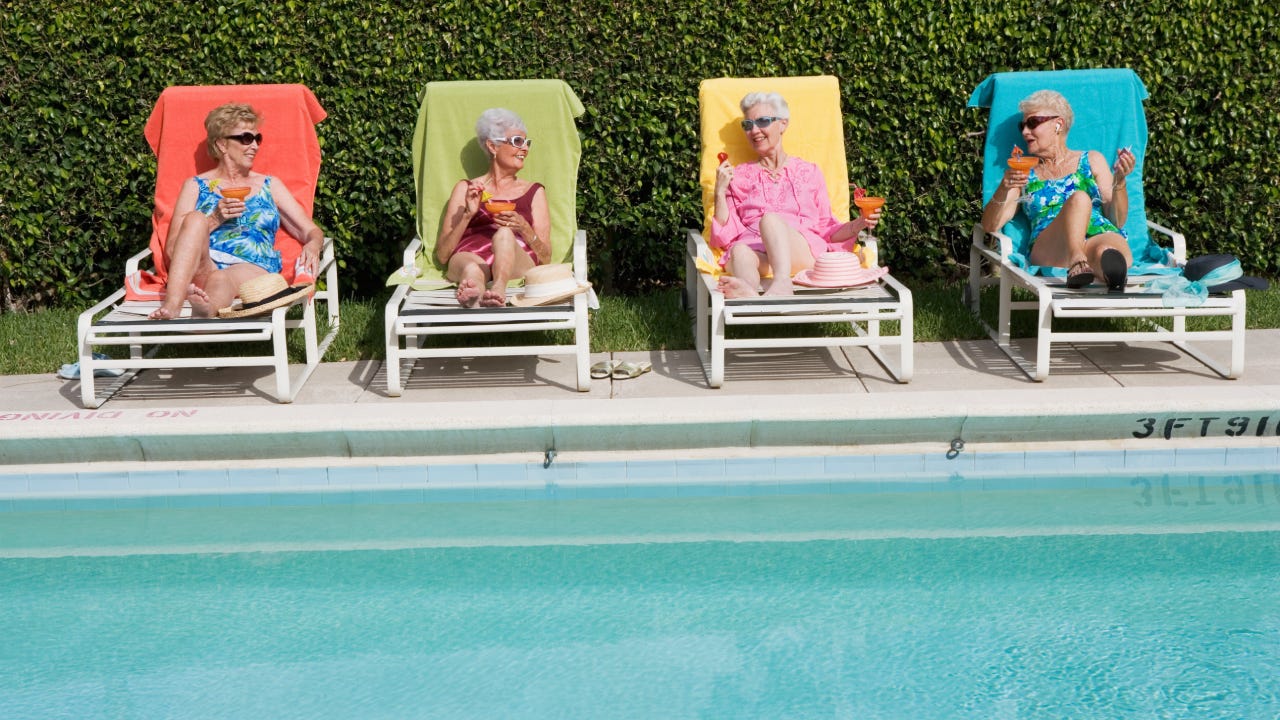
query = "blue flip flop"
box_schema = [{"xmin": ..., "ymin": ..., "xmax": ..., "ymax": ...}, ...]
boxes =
[{"xmin": 56, "ymin": 353, "xmax": 124, "ymax": 380}]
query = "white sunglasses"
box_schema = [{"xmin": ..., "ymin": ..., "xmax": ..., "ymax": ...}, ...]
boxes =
[{"xmin": 490, "ymin": 135, "xmax": 532, "ymax": 149}]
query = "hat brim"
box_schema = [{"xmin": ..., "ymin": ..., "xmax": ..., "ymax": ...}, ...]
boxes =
[
  {"xmin": 217, "ymin": 284, "xmax": 313, "ymax": 318},
  {"xmin": 508, "ymin": 282, "xmax": 591, "ymax": 307},
  {"xmin": 1208, "ymin": 276, "xmax": 1269, "ymax": 293},
  {"xmin": 792, "ymin": 266, "xmax": 888, "ymax": 289}
]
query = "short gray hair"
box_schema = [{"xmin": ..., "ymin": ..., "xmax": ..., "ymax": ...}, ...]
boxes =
[
  {"xmin": 740, "ymin": 92, "xmax": 790, "ymax": 119},
  {"xmin": 475, "ymin": 108, "xmax": 527, "ymax": 153},
  {"xmin": 1018, "ymin": 90, "xmax": 1074, "ymax": 130}
]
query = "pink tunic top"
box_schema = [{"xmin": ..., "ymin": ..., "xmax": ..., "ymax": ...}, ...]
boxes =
[{"xmin": 710, "ymin": 158, "xmax": 848, "ymax": 266}]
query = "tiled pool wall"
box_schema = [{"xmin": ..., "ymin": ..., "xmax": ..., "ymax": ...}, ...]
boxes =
[{"xmin": 2, "ymin": 445, "xmax": 1277, "ymax": 512}]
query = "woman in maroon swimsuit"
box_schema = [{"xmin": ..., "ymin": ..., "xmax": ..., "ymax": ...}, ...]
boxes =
[{"xmin": 436, "ymin": 108, "xmax": 552, "ymax": 307}]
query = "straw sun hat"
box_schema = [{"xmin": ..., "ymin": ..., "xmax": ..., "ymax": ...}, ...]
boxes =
[
  {"xmin": 217, "ymin": 273, "xmax": 312, "ymax": 318},
  {"xmin": 509, "ymin": 264, "xmax": 591, "ymax": 307}
]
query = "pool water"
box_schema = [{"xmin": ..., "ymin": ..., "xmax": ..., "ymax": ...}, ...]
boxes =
[{"xmin": 2, "ymin": 480, "xmax": 1278, "ymax": 719}]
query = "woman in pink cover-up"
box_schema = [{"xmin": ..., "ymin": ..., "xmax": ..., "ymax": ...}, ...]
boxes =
[{"xmin": 711, "ymin": 92, "xmax": 882, "ymax": 298}]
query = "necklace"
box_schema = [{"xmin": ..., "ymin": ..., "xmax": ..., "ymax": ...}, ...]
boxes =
[
  {"xmin": 759, "ymin": 154, "xmax": 788, "ymax": 181},
  {"xmin": 1039, "ymin": 150, "xmax": 1075, "ymax": 176}
]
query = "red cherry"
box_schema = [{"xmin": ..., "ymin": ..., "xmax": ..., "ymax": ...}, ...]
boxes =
[{"xmin": 717, "ymin": 152, "xmax": 728, "ymax": 163}]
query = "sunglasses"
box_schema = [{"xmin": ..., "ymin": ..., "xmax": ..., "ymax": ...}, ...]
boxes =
[
  {"xmin": 224, "ymin": 132, "xmax": 263, "ymax": 145},
  {"xmin": 1018, "ymin": 115, "xmax": 1059, "ymax": 132},
  {"xmin": 491, "ymin": 135, "xmax": 532, "ymax": 149},
  {"xmin": 740, "ymin": 116, "xmax": 784, "ymax": 131}
]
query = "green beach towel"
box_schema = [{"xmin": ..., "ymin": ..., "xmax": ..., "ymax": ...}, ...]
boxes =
[{"xmin": 389, "ymin": 79, "xmax": 586, "ymax": 289}]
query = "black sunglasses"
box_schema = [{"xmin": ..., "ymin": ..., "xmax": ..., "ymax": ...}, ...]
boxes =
[
  {"xmin": 740, "ymin": 116, "xmax": 784, "ymax": 131},
  {"xmin": 1018, "ymin": 115, "xmax": 1058, "ymax": 132},
  {"xmin": 224, "ymin": 132, "xmax": 264, "ymax": 145}
]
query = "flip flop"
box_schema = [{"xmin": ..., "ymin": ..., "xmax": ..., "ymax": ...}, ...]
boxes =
[
  {"xmin": 1100, "ymin": 248, "xmax": 1128, "ymax": 292},
  {"xmin": 612, "ymin": 360, "xmax": 652, "ymax": 380},
  {"xmin": 56, "ymin": 353, "xmax": 124, "ymax": 380},
  {"xmin": 590, "ymin": 360, "xmax": 619, "ymax": 379},
  {"xmin": 1066, "ymin": 259, "xmax": 1094, "ymax": 289}
]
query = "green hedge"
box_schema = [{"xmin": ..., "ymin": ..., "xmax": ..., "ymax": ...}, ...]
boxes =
[{"xmin": 2, "ymin": 0, "xmax": 1276, "ymax": 311}]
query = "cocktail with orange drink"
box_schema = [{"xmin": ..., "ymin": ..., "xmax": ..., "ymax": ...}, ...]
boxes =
[{"xmin": 1007, "ymin": 147, "xmax": 1039, "ymax": 173}]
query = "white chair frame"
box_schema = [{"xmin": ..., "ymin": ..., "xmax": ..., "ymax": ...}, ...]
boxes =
[
  {"xmin": 966, "ymin": 221, "xmax": 1245, "ymax": 381},
  {"xmin": 384, "ymin": 230, "xmax": 591, "ymax": 395},
  {"xmin": 76, "ymin": 238, "xmax": 340, "ymax": 407},
  {"xmin": 685, "ymin": 230, "xmax": 913, "ymax": 388}
]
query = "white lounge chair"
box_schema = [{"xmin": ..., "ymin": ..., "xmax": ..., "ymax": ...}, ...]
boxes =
[
  {"xmin": 684, "ymin": 75, "xmax": 913, "ymax": 388},
  {"xmin": 76, "ymin": 84, "xmax": 340, "ymax": 407},
  {"xmin": 966, "ymin": 68, "xmax": 1246, "ymax": 381},
  {"xmin": 384, "ymin": 80, "xmax": 593, "ymax": 395}
]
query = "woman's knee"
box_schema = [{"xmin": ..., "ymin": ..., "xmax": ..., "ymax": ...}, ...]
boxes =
[
  {"xmin": 728, "ymin": 243, "xmax": 758, "ymax": 264},
  {"xmin": 490, "ymin": 227, "xmax": 518, "ymax": 246},
  {"xmin": 759, "ymin": 213, "xmax": 788, "ymax": 234},
  {"xmin": 176, "ymin": 211, "xmax": 210, "ymax": 236},
  {"xmin": 1064, "ymin": 191, "xmax": 1092, "ymax": 211}
]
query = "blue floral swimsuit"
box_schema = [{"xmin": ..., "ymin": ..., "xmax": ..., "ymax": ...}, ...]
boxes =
[
  {"xmin": 1021, "ymin": 153, "xmax": 1125, "ymax": 241},
  {"xmin": 196, "ymin": 177, "xmax": 283, "ymax": 273}
]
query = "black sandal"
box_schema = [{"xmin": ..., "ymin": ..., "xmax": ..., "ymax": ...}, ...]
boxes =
[
  {"xmin": 1100, "ymin": 248, "xmax": 1128, "ymax": 292},
  {"xmin": 1066, "ymin": 260, "xmax": 1094, "ymax": 288}
]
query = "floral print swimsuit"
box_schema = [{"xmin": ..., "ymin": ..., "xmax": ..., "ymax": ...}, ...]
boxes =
[
  {"xmin": 1022, "ymin": 152, "xmax": 1124, "ymax": 241},
  {"xmin": 197, "ymin": 177, "xmax": 283, "ymax": 273}
]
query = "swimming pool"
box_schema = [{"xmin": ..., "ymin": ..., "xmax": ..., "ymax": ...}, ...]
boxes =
[{"xmin": 2, "ymin": 471, "xmax": 1278, "ymax": 718}]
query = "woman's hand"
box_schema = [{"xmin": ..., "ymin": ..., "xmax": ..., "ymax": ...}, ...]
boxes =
[
  {"xmin": 213, "ymin": 196, "xmax": 245, "ymax": 226},
  {"xmin": 463, "ymin": 181, "xmax": 484, "ymax": 216},
  {"xmin": 714, "ymin": 159, "xmax": 734, "ymax": 198},
  {"xmin": 493, "ymin": 210, "xmax": 533, "ymax": 237},
  {"xmin": 860, "ymin": 207, "xmax": 883, "ymax": 232},
  {"xmin": 299, "ymin": 238, "xmax": 322, "ymax": 274},
  {"xmin": 1112, "ymin": 147, "xmax": 1135, "ymax": 186},
  {"xmin": 1001, "ymin": 167, "xmax": 1029, "ymax": 193}
]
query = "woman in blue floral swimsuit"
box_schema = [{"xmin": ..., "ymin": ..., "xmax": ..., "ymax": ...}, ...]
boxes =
[
  {"xmin": 980, "ymin": 90, "xmax": 1136, "ymax": 290},
  {"xmin": 149, "ymin": 103, "xmax": 325, "ymax": 319}
]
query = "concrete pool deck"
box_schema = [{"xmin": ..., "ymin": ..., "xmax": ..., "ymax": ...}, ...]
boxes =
[{"xmin": 3, "ymin": 330, "xmax": 1279, "ymax": 471}]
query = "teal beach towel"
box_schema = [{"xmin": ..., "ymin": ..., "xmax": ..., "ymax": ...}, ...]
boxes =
[{"xmin": 968, "ymin": 68, "xmax": 1177, "ymax": 277}]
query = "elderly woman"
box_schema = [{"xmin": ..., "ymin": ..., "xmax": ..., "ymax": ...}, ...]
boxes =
[
  {"xmin": 436, "ymin": 108, "xmax": 551, "ymax": 307},
  {"xmin": 981, "ymin": 90, "xmax": 1136, "ymax": 290},
  {"xmin": 149, "ymin": 103, "xmax": 323, "ymax": 320},
  {"xmin": 712, "ymin": 92, "xmax": 881, "ymax": 298}
]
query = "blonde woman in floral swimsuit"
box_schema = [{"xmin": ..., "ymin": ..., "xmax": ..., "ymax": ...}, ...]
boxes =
[
  {"xmin": 711, "ymin": 92, "xmax": 882, "ymax": 298},
  {"xmin": 149, "ymin": 103, "xmax": 324, "ymax": 319},
  {"xmin": 980, "ymin": 90, "xmax": 1136, "ymax": 290}
]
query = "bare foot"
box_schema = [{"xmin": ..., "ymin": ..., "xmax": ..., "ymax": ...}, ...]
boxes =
[
  {"xmin": 762, "ymin": 277, "xmax": 795, "ymax": 296},
  {"xmin": 479, "ymin": 287, "xmax": 507, "ymax": 307},
  {"xmin": 149, "ymin": 284, "xmax": 211, "ymax": 319},
  {"xmin": 716, "ymin": 276, "xmax": 758, "ymax": 299},
  {"xmin": 455, "ymin": 277, "xmax": 482, "ymax": 308}
]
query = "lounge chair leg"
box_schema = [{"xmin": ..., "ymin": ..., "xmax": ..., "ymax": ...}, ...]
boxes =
[{"xmin": 272, "ymin": 308, "xmax": 292, "ymax": 403}]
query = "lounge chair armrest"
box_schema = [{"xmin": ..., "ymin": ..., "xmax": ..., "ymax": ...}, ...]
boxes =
[
  {"xmin": 686, "ymin": 227, "xmax": 712, "ymax": 257},
  {"xmin": 971, "ymin": 223, "xmax": 1016, "ymax": 263},
  {"xmin": 124, "ymin": 247, "xmax": 153, "ymax": 275},
  {"xmin": 573, "ymin": 229, "xmax": 588, "ymax": 282},
  {"xmin": 401, "ymin": 236, "xmax": 423, "ymax": 269},
  {"xmin": 1146, "ymin": 219, "xmax": 1187, "ymax": 263}
]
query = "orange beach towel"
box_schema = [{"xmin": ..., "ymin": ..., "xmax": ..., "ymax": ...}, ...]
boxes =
[{"xmin": 125, "ymin": 84, "xmax": 326, "ymax": 300}]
